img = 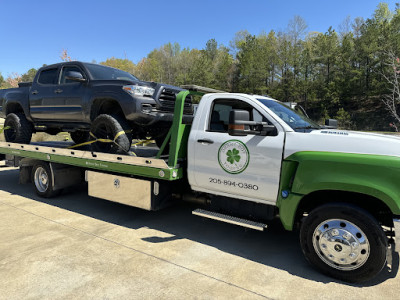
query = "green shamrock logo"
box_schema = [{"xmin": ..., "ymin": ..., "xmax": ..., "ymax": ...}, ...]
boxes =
[{"xmin": 226, "ymin": 148, "xmax": 241, "ymax": 164}]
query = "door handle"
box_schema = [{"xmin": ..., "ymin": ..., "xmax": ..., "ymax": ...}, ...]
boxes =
[
  {"xmin": 54, "ymin": 89, "xmax": 63, "ymax": 94},
  {"xmin": 197, "ymin": 139, "xmax": 214, "ymax": 144},
  {"xmin": 31, "ymin": 90, "xmax": 38, "ymax": 95}
]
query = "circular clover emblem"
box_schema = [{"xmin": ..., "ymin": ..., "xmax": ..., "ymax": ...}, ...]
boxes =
[
  {"xmin": 218, "ymin": 140, "xmax": 249, "ymax": 174},
  {"xmin": 226, "ymin": 148, "xmax": 241, "ymax": 164}
]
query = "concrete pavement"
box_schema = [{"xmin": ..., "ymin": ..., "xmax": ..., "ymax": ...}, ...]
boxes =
[{"xmin": 0, "ymin": 166, "xmax": 399, "ymax": 299}]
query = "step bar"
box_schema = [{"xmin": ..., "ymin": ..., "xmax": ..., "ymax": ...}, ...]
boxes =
[{"xmin": 192, "ymin": 208, "xmax": 268, "ymax": 231}]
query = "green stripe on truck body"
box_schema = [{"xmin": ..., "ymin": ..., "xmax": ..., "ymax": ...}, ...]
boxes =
[{"xmin": 278, "ymin": 151, "xmax": 400, "ymax": 230}]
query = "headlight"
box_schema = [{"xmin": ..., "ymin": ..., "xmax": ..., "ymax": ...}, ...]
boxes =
[{"xmin": 123, "ymin": 85, "xmax": 155, "ymax": 97}]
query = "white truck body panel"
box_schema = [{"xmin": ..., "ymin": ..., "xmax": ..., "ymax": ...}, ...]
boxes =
[
  {"xmin": 284, "ymin": 130, "xmax": 400, "ymax": 159},
  {"xmin": 188, "ymin": 94, "xmax": 285, "ymax": 205}
]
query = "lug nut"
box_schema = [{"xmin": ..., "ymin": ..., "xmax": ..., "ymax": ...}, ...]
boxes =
[
  {"xmin": 342, "ymin": 233, "xmax": 350, "ymax": 240},
  {"xmin": 331, "ymin": 229, "xmax": 339, "ymax": 236}
]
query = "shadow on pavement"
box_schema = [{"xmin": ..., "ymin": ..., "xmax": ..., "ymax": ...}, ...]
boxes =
[{"xmin": 0, "ymin": 168, "xmax": 397, "ymax": 287}]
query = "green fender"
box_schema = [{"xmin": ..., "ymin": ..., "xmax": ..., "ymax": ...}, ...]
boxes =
[{"xmin": 277, "ymin": 151, "xmax": 400, "ymax": 230}]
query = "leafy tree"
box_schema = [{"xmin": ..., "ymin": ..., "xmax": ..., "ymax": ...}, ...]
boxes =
[
  {"xmin": 21, "ymin": 68, "xmax": 37, "ymax": 82},
  {"xmin": 0, "ymin": 73, "xmax": 4, "ymax": 89},
  {"xmin": 100, "ymin": 57, "xmax": 135, "ymax": 74},
  {"xmin": 60, "ymin": 49, "xmax": 72, "ymax": 62}
]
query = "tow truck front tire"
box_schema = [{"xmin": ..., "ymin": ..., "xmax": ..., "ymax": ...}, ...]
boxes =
[{"xmin": 300, "ymin": 203, "xmax": 388, "ymax": 283}]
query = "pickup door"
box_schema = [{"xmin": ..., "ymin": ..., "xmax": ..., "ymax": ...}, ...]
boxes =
[
  {"xmin": 188, "ymin": 94, "xmax": 285, "ymax": 205},
  {"xmin": 30, "ymin": 65, "xmax": 87, "ymax": 122}
]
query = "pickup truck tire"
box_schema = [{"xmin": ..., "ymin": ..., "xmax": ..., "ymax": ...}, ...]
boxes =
[
  {"xmin": 70, "ymin": 130, "xmax": 90, "ymax": 145},
  {"xmin": 31, "ymin": 162, "xmax": 61, "ymax": 198},
  {"xmin": 4, "ymin": 113, "xmax": 33, "ymax": 144},
  {"xmin": 90, "ymin": 114, "xmax": 131, "ymax": 154},
  {"xmin": 300, "ymin": 203, "xmax": 387, "ymax": 283}
]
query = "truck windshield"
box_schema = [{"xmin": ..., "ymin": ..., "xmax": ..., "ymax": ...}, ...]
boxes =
[
  {"xmin": 257, "ymin": 98, "xmax": 320, "ymax": 131},
  {"xmin": 85, "ymin": 64, "xmax": 139, "ymax": 81}
]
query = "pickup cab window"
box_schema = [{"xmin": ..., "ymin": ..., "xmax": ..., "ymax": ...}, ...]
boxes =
[
  {"xmin": 258, "ymin": 98, "xmax": 320, "ymax": 131},
  {"xmin": 209, "ymin": 99, "xmax": 268, "ymax": 133},
  {"xmin": 85, "ymin": 63, "xmax": 139, "ymax": 81},
  {"xmin": 38, "ymin": 68, "xmax": 58, "ymax": 85},
  {"xmin": 60, "ymin": 66, "xmax": 84, "ymax": 84}
]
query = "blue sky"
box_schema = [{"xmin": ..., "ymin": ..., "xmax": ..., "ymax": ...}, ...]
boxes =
[{"xmin": 0, "ymin": 0, "xmax": 397, "ymax": 77}]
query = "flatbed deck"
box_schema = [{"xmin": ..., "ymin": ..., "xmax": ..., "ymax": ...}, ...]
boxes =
[{"xmin": 0, "ymin": 141, "xmax": 182, "ymax": 180}]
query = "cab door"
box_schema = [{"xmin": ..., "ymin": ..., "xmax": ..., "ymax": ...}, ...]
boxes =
[
  {"xmin": 30, "ymin": 67, "xmax": 60, "ymax": 120},
  {"xmin": 57, "ymin": 65, "xmax": 87, "ymax": 122},
  {"xmin": 189, "ymin": 95, "xmax": 285, "ymax": 205},
  {"xmin": 30, "ymin": 66, "xmax": 86, "ymax": 122}
]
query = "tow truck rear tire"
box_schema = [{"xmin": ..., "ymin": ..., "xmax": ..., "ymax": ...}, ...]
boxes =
[
  {"xmin": 4, "ymin": 113, "xmax": 33, "ymax": 144},
  {"xmin": 31, "ymin": 162, "xmax": 60, "ymax": 198},
  {"xmin": 300, "ymin": 203, "xmax": 387, "ymax": 283}
]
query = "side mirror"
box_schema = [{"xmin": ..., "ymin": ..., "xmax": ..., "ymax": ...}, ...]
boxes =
[
  {"xmin": 65, "ymin": 71, "xmax": 86, "ymax": 82},
  {"xmin": 228, "ymin": 110, "xmax": 250, "ymax": 136},
  {"xmin": 228, "ymin": 109, "xmax": 276, "ymax": 136},
  {"xmin": 324, "ymin": 119, "xmax": 338, "ymax": 129}
]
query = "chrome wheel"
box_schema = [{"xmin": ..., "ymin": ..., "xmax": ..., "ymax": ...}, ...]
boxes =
[
  {"xmin": 34, "ymin": 166, "xmax": 49, "ymax": 193},
  {"xmin": 312, "ymin": 219, "xmax": 370, "ymax": 271}
]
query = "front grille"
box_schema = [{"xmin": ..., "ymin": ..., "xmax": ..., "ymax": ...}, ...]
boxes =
[{"xmin": 159, "ymin": 88, "xmax": 193, "ymax": 114}]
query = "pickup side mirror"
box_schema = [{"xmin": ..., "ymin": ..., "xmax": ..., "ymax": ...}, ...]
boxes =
[
  {"xmin": 324, "ymin": 119, "xmax": 338, "ymax": 129},
  {"xmin": 228, "ymin": 110, "xmax": 250, "ymax": 136},
  {"xmin": 228, "ymin": 109, "xmax": 276, "ymax": 136},
  {"xmin": 65, "ymin": 71, "xmax": 86, "ymax": 83}
]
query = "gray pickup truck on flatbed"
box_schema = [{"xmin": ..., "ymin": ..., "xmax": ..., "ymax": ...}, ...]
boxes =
[{"xmin": 0, "ymin": 61, "xmax": 192, "ymax": 153}]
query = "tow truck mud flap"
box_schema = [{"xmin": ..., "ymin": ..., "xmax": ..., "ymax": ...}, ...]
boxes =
[
  {"xmin": 394, "ymin": 218, "xmax": 400, "ymax": 252},
  {"xmin": 85, "ymin": 171, "xmax": 173, "ymax": 211}
]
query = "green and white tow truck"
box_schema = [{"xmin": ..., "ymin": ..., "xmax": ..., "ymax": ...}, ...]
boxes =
[{"xmin": 0, "ymin": 86, "xmax": 399, "ymax": 283}]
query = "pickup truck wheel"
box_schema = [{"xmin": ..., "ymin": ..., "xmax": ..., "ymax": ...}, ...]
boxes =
[
  {"xmin": 4, "ymin": 113, "xmax": 33, "ymax": 144},
  {"xmin": 31, "ymin": 163, "xmax": 60, "ymax": 198},
  {"xmin": 91, "ymin": 114, "xmax": 131, "ymax": 154},
  {"xmin": 300, "ymin": 203, "xmax": 387, "ymax": 283},
  {"xmin": 70, "ymin": 130, "xmax": 90, "ymax": 145}
]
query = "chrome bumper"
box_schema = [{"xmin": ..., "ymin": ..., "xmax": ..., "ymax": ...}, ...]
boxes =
[{"xmin": 394, "ymin": 218, "xmax": 400, "ymax": 252}]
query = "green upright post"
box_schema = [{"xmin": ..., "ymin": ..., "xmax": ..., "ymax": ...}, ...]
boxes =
[{"xmin": 168, "ymin": 91, "xmax": 189, "ymax": 168}]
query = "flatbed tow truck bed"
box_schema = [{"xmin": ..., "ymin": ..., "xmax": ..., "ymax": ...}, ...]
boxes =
[{"xmin": 0, "ymin": 140, "xmax": 179, "ymax": 181}]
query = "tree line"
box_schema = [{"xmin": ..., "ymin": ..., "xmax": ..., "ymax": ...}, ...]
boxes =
[{"xmin": 1, "ymin": 3, "xmax": 399, "ymax": 131}]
